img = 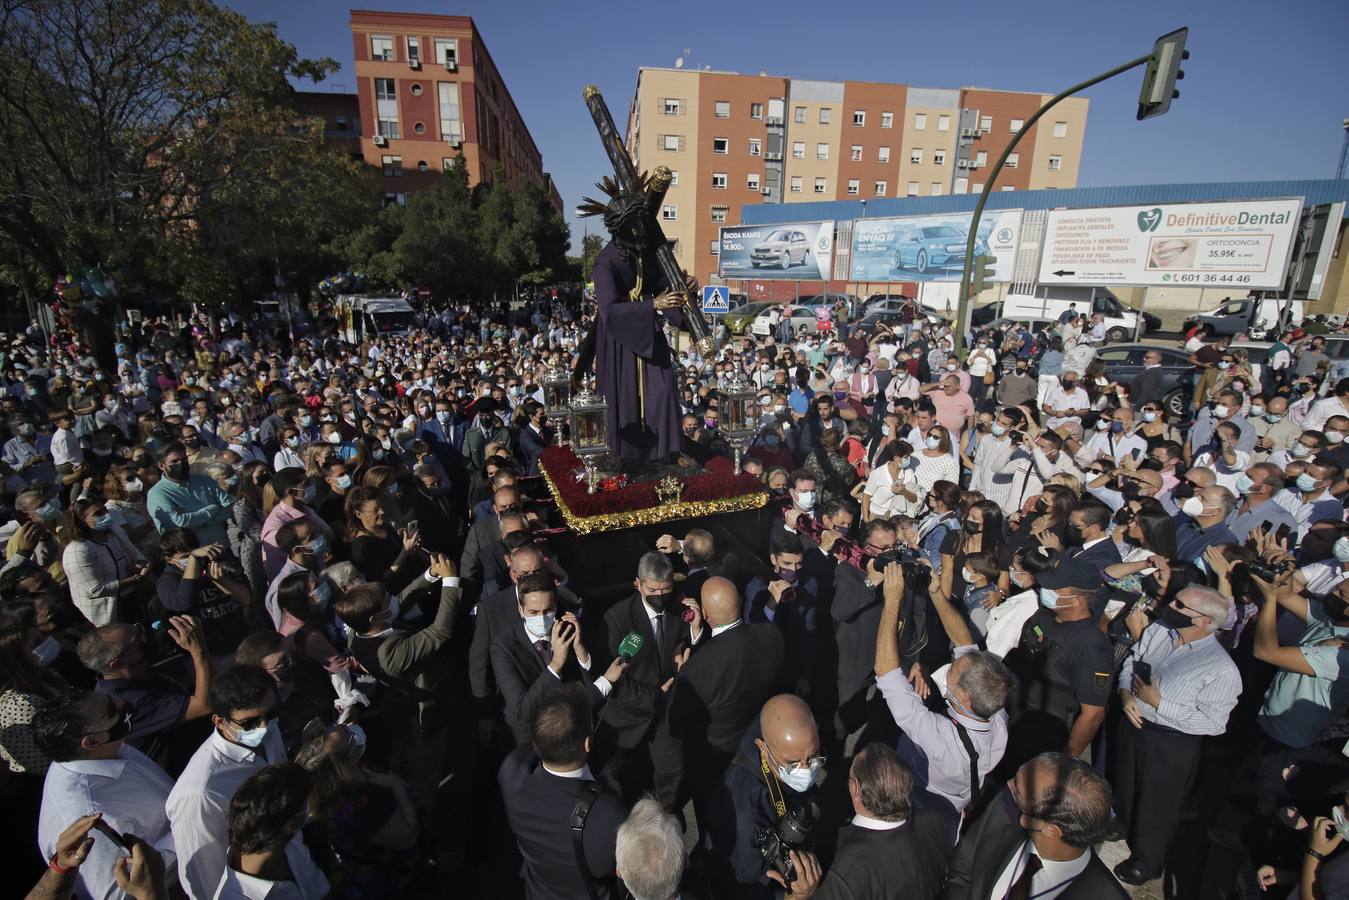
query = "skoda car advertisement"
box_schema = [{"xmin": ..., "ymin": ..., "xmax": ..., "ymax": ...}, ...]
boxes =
[
  {"xmin": 718, "ymin": 221, "xmax": 835, "ymax": 281},
  {"xmin": 849, "ymin": 210, "xmax": 1023, "ymax": 282}
]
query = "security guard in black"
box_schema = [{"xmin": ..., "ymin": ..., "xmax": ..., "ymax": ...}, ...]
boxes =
[{"xmin": 1002, "ymin": 560, "xmax": 1114, "ymax": 758}]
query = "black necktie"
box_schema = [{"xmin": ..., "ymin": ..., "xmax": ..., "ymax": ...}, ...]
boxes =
[
  {"xmin": 533, "ymin": 639, "xmax": 550, "ymax": 664},
  {"xmin": 1005, "ymin": 850, "xmax": 1042, "ymax": 900},
  {"xmin": 653, "ymin": 612, "xmax": 665, "ymax": 651}
]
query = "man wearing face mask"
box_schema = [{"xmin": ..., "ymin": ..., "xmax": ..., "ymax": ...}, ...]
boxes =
[
  {"xmin": 705, "ymin": 693, "xmax": 824, "ymax": 899},
  {"xmin": 1279, "ymin": 456, "xmax": 1344, "ymax": 539},
  {"xmin": 1186, "ymin": 389, "xmax": 1256, "ymax": 464},
  {"xmin": 1301, "ymin": 377, "xmax": 1349, "ymax": 433},
  {"xmin": 166, "ymin": 665, "xmax": 295, "ymax": 899},
  {"xmin": 996, "ymin": 357, "xmax": 1037, "ymax": 410},
  {"xmin": 1174, "ymin": 484, "xmax": 1239, "ymax": 562},
  {"xmin": 597, "ymin": 552, "xmax": 704, "ymax": 808},
  {"xmin": 1227, "ymin": 464, "xmax": 1298, "ymax": 542},
  {"xmin": 1129, "ymin": 349, "xmax": 1167, "ymax": 409},
  {"xmin": 1250, "ymin": 395, "xmax": 1300, "ymax": 463},
  {"xmin": 34, "ymin": 692, "xmax": 177, "ymax": 900},
  {"xmin": 746, "ymin": 532, "xmax": 820, "ymax": 697},
  {"xmin": 2, "ymin": 416, "xmax": 55, "ymax": 486},
  {"xmin": 491, "ymin": 573, "xmax": 625, "ymax": 745},
  {"xmin": 145, "ymin": 442, "xmax": 235, "ymax": 547},
  {"xmin": 1041, "ymin": 372, "xmax": 1090, "ymax": 431},
  {"xmin": 1002, "ymin": 560, "xmax": 1113, "ymax": 760},
  {"xmin": 1112, "ymin": 586, "xmax": 1240, "ymax": 885}
]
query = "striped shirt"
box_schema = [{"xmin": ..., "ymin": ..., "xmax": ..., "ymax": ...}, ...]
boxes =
[{"xmin": 1118, "ymin": 626, "xmax": 1241, "ymax": 736}]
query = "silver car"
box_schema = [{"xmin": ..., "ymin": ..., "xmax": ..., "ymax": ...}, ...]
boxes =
[{"xmin": 751, "ymin": 229, "xmax": 811, "ymax": 269}]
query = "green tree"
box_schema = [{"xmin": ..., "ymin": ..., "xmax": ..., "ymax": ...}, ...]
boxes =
[
  {"xmin": 389, "ymin": 157, "xmax": 482, "ymax": 298},
  {"xmin": 580, "ymin": 233, "xmax": 604, "ymax": 283}
]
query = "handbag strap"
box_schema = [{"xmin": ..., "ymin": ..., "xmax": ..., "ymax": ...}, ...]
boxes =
[{"xmin": 570, "ymin": 781, "xmax": 603, "ymax": 900}]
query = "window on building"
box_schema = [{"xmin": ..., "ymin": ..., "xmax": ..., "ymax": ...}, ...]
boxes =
[
  {"xmin": 662, "ymin": 134, "xmax": 680, "ymax": 151},
  {"xmin": 668, "ymin": 170, "xmax": 679, "ymax": 185},
  {"xmin": 437, "ymin": 82, "xmax": 461, "ymax": 142},
  {"xmin": 794, "ymin": 106, "xmax": 806, "ymax": 123},
  {"xmin": 712, "ymin": 137, "xmax": 728, "ymax": 154},
  {"xmin": 792, "ymin": 141, "xmax": 805, "ymax": 159},
  {"xmin": 1001, "ymin": 185, "xmax": 1015, "ymax": 192},
  {"xmin": 406, "ymin": 37, "xmax": 421, "ymax": 64},
  {"xmin": 846, "ymin": 178, "xmax": 860, "ymax": 195},
  {"xmin": 878, "ymin": 146, "xmax": 890, "ymax": 163},
  {"xmin": 381, "ymin": 155, "xmax": 402, "ymax": 177},
  {"xmin": 1048, "ymin": 155, "xmax": 1062, "ymax": 171},
  {"xmin": 1005, "ymin": 152, "xmax": 1019, "ymax": 169},
  {"xmin": 371, "ymin": 35, "xmax": 394, "ymax": 61},
  {"xmin": 434, "ymin": 38, "xmax": 457, "ymax": 67},
  {"xmin": 1010, "ymin": 118, "xmax": 1024, "ymax": 133},
  {"xmin": 874, "ymin": 180, "xmax": 887, "ymax": 196},
  {"xmin": 816, "ymin": 143, "xmax": 829, "ymax": 160},
  {"xmin": 750, "ymin": 102, "xmax": 764, "ymax": 119},
  {"xmin": 933, "ymin": 149, "xmax": 946, "ymax": 166},
  {"xmin": 814, "ymin": 177, "xmax": 827, "ymax": 194},
  {"xmin": 335, "ymin": 114, "xmax": 348, "ymax": 131},
  {"xmin": 714, "ymin": 100, "xmax": 730, "ymax": 118},
  {"xmin": 937, "ymin": 115, "xmax": 950, "ymax": 131},
  {"xmin": 747, "ymin": 173, "xmax": 760, "ymax": 191},
  {"xmin": 790, "ymin": 176, "xmax": 803, "ymax": 193},
  {"xmin": 850, "ymin": 145, "xmax": 863, "ymax": 161},
  {"xmin": 930, "ymin": 183, "xmax": 943, "ymax": 195},
  {"xmin": 819, "ymin": 107, "xmax": 831, "ymax": 124},
  {"xmin": 852, "ymin": 110, "xmax": 865, "ymax": 126},
  {"xmin": 979, "ymin": 115, "xmax": 992, "ymax": 133},
  {"xmin": 383, "ymin": 192, "xmax": 406, "ymax": 208},
  {"xmin": 711, "ymin": 206, "xmax": 728, "ymax": 223},
  {"xmin": 410, "ymin": 83, "xmax": 423, "ymax": 96},
  {"xmin": 975, "ymin": 150, "xmax": 988, "ymax": 167},
  {"xmin": 661, "ymin": 204, "xmax": 677, "ymax": 221},
  {"xmin": 663, "ymin": 98, "xmax": 681, "ymax": 115},
  {"xmin": 442, "ymin": 158, "xmax": 455, "ymax": 170},
  {"xmin": 909, "ymin": 148, "xmax": 923, "ymax": 164},
  {"xmin": 711, "ymin": 172, "xmax": 727, "ymax": 189},
  {"xmin": 971, "ymin": 183, "xmax": 984, "ymax": 193},
  {"xmin": 1052, "ymin": 121, "xmax": 1068, "ymax": 138},
  {"xmin": 748, "ymin": 138, "xmax": 761, "ymax": 156},
  {"xmin": 375, "ymin": 78, "xmax": 399, "ymax": 138},
  {"xmin": 914, "ymin": 113, "xmax": 927, "ymax": 130},
  {"xmin": 907, "ymin": 181, "xmax": 919, "ymax": 196},
  {"xmin": 881, "ymin": 111, "xmax": 894, "ymax": 129},
  {"xmin": 710, "ymin": 240, "xmax": 720, "ymax": 255}
]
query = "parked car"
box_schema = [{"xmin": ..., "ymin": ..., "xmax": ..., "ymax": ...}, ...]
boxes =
[
  {"xmin": 750, "ymin": 229, "xmax": 813, "ymax": 269},
  {"xmin": 892, "ymin": 225, "xmax": 986, "ymax": 274},
  {"xmin": 863, "ymin": 295, "xmax": 916, "ymax": 316},
  {"xmin": 1096, "ymin": 343, "xmax": 1195, "ymax": 418},
  {"xmin": 723, "ymin": 301, "xmax": 777, "ymax": 335}
]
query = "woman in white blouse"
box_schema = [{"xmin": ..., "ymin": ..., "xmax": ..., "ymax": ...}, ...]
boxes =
[
  {"xmin": 913, "ymin": 425, "xmax": 961, "ymax": 498},
  {"xmin": 857, "ymin": 441, "xmax": 921, "ymax": 521},
  {"xmin": 61, "ymin": 498, "xmax": 146, "ymax": 626}
]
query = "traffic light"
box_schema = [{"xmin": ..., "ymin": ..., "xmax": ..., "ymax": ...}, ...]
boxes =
[
  {"xmin": 970, "ymin": 254, "xmax": 997, "ymax": 297},
  {"xmin": 1137, "ymin": 27, "xmax": 1189, "ymax": 121}
]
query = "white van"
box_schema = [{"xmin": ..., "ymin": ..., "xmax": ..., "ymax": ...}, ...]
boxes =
[
  {"xmin": 999, "ymin": 286, "xmax": 1158, "ymax": 343},
  {"xmin": 334, "ymin": 295, "xmax": 417, "ymax": 343}
]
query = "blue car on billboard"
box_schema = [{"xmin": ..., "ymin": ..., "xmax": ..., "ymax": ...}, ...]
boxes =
[{"xmin": 893, "ymin": 225, "xmax": 988, "ymax": 274}]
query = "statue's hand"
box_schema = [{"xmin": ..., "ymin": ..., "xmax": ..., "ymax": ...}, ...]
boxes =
[{"xmin": 653, "ymin": 291, "xmax": 682, "ymax": 311}]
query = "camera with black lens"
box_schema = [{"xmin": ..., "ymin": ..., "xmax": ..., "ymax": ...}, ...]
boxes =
[
  {"xmin": 874, "ymin": 547, "xmax": 932, "ymax": 595},
  {"xmin": 754, "ymin": 801, "xmax": 819, "ymax": 885},
  {"xmin": 1248, "ymin": 557, "xmax": 1294, "ymax": 582}
]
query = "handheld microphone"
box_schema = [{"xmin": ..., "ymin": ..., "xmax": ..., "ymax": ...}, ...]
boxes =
[{"xmin": 618, "ymin": 631, "xmax": 644, "ymax": 660}]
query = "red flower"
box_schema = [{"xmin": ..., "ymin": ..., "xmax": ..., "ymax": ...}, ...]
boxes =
[{"xmin": 538, "ymin": 446, "xmax": 762, "ymax": 518}]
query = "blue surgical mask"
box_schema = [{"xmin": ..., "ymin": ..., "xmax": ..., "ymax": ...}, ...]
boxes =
[
  {"xmin": 1265, "ymin": 413, "xmax": 1283, "ymax": 424},
  {"xmin": 37, "ymin": 499, "xmax": 62, "ymax": 521},
  {"xmin": 311, "ymin": 580, "xmax": 333, "ymax": 609},
  {"xmin": 1142, "ymin": 411, "xmax": 1159, "ymax": 423},
  {"xmin": 335, "ymin": 474, "xmax": 352, "ymax": 490},
  {"xmin": 925, "ymin": 436, "xmax": 941, "ymax": 450},
  {"xmin": 1038, "ymin": 587, "xmax": 1062, "ymax": 610},
  {"xmin": 1297, "ymin": 472, "xmax": 1320, "ymax": 492},
  {"xmin": 524, "ymin": 611, "xmax": 555, "ymax": 639},
  {"xmin": 92, "ymin": 513, "xmax": 114, "ymax": 531},
  {"xmin": 307, "ymin": 536, "xmax": 329, "ymax": 558},
  {"xmin": 991, "ymin": 423, "xmax": 1007, "ymax": 437},
  {"xmin": 777, "ymin": 758, "xmax": 821, "ymax": 793},
  {"xmin": 1234, "ymin": 473, "xmax": 1255, "ymax": 495},
  {"xmin": 1292, "ymin": 443, "xmax": 1313, "ymax": 458},
  {"xmin": 233, "ymin": 719, "xmax": 273, "ymax": 749}
]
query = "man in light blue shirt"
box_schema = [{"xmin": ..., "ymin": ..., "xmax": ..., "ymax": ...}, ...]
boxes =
[{"xmin": 145, "ymin": 442, "xmax": 234, "ymax": 546}]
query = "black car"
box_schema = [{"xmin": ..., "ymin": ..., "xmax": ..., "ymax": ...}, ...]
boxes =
[{"xmin": 1096, "ymin": 343, "xmax": 1194, "ymax": 418}]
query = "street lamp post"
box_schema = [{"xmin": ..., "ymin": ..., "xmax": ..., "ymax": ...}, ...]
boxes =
[{"xmin": 951, "ymin": 28, "xmax": 1190, "ymax": 357}]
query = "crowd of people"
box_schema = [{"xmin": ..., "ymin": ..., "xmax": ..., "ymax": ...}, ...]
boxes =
[{"xmin": 8, "ymin": 286, "xmax": 1349, "ymax": 900}]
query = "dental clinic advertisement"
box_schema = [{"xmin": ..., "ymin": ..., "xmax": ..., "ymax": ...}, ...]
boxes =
[
  {"xmin": 1037, "ymin": 198, "xmax": 1303, "ymax": 289},
  {"xmin": 848, "ymin": 210, "xmax": 1024, "ymax": 282},
  {"xmin": 717, "ymin": 221, "xmax": 835, "ymax": 281}
]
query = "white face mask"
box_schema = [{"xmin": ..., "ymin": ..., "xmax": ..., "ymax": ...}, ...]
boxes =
[
  {"xmin": 1213, "ymin": 405, "xmax": 1231, "ymax": 419},
  {"xmin": 795, "ymin": 490, "xmax": 816, "ymax": 512},
  {"xmin": 523, "ymin": 610, "xmax": 556, "ymax": 639},
  {"xmin": 1180, "ymin": 496, "xmax": 1206, "ymax": 518},
  {"xmin": 1329, "ymin": 431, "xmax": 1346, "ymax": 445}
]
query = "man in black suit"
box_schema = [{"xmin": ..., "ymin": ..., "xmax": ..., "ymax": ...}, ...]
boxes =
[
  {"xmin": 517, "ymin": 400, "xmax": 552, "ymax": 475},
  {"xmin": 669, "ymin": 576, "xmax": 783, "ymax": 815},
  {"xmin": 409, "ymin": 464, "xmax": 463, "ymax": 558},
  {"xmin": 499, "ymin": 684, "xmax": 628, "ymax": 900},
  {"xmin": 597, "ymin": 551, "xmax": 704, "ymax": 808},
  {"xmin": 941, "ymin": 752, "xmax": 1128, "ymax": 900},
  {"xmin": 1129, "ymin": 348, "xmax": 1167, "ymax": 409},
  {"xmin": 492, "ymin": 572, "xmax": 626, "ymax": 744},
  {"xmin": 1064, "ymin": 500, "xmax": 1122, "ymax": 576},
  {"xmin": 777, "ymin": 743, "xmax": 949, "ymax": 900},
  {"xmin": 654, "ymin": 527, "xmax": 721, "ymax": 600},
  {"xmin": 459, "ymin": 487, "xmax": 526, "ymax": 595}
]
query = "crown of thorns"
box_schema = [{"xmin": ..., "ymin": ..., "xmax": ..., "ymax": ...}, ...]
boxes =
[{"xmin": 578, "ymin": 174, "xmax": 653, "ymax": 237}]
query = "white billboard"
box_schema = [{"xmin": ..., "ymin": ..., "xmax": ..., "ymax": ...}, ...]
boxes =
[
  {"xmin": 849, "ymin": 210, "xmax": 1023, "ymax": 283},
  {"xmin": 1037, "ymin": 198, "xmax": 1303, "ymax": 289},
  {"xmin": 718, "ymin": 221, "xmax": 834, "ymax": 281}
]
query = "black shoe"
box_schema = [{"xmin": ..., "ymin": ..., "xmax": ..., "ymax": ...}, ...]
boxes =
[{"xmin": 1113, "ymin": 859, "xmax": 1152, "ymax": 886}]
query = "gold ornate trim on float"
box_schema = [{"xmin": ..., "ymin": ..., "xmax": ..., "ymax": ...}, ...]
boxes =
[{"xmin": 538, "ymin": 465, "xmax": 768, "ymax": 535}]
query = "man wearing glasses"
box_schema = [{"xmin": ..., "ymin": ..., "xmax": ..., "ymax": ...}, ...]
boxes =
[{"xmin": 166, "ymin": 665, "xmax": 324, "ymax": 900}]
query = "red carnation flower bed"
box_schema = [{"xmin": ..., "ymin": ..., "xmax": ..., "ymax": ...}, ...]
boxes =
[{"xmin": 538, "ymin": 445, "xmax": 763, "ymax": 518}]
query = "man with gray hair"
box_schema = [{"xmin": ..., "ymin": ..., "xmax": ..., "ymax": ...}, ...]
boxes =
[
  {"xmin": 615, "ymin": 798, "xmax": 685, "ymax": 900},
  {"xmin": 1111, "ymin": 585, "xmax": 1240, "ymax": 886},
  {"xmin": 599, "ymin": 551, "xmax": 704, "ymax": 807}
]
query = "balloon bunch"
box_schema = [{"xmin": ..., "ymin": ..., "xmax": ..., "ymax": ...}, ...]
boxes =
[{"xmin": 317, "ymin": 271, "xmax": 369, "ymax": 297}]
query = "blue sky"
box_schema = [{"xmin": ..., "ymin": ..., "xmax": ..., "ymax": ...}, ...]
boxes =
[{"xmin": 223, "ymin": 0, "xmax": 1348, "ymax": 250}]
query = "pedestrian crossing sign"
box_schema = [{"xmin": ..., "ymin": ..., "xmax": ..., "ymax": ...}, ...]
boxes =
[{"xmin": 702, "ymin": 285, "xmax": 730, "ymax": 314}]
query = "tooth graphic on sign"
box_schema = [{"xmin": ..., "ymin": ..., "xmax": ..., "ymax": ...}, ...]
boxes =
[{"xmin": 1137, "ymin": 208, "xmax": 1162, "ymax": 232}]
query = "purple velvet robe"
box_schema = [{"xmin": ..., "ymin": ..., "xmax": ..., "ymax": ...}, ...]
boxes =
[{"xmin": 593, "ymin": 242, "xmax": 685, "ymax": 460}]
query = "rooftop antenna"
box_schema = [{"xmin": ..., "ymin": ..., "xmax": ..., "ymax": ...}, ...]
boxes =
[
  {"xmin": 1337, "ymin": 118, "xmax": 1349, "ymax": 180},
  {"xmin": 674, "ymin": 57, "xmax": 684, "ymax": 69}
]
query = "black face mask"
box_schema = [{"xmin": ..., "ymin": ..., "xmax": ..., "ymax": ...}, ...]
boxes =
[
  {"xmin": 1302, "ymin": 532, "xmax": 1337, "ymax": 563},
  {"xmin": 165, "ymin": 461, "xmax": 189, "ymax": 481},
  {"xmin": 1033, "ymin": 498, "xmax": 1048, "ymax": 514},
  {"xmin": 643, "ymin": 591, "xmax": 676, "ymax": 613},
  {"xmin": 1157, "ymin": 605, "xmax": 1194, "ymax": 630},
  {"xmin": 963, "ymin": 520, "xmax": 982, "ymax": 535},
  {"xmin": 1172, "ymin": 480, "xmax": 1196, "ymax": 501},
  {"xmin": 1113, "ymin": 507, "xmax": 1133, "ymax": 527}
]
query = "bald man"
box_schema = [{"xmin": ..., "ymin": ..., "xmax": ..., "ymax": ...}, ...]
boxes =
[
  {"xmin": 705, "ymin": 694, "xmax": 821, "ymax": 898},
  {"xmin": 670, "ymin": 577, "xmax": 784, "ymax": 814}
]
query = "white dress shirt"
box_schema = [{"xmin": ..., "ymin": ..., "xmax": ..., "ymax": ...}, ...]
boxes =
[
  {"xmin": 51, "ymin": 426, "xmax": 83, "ymax": 467},
  {"xmin": 39, "ymin": 745, "xmax": 176, "ymax": 900},
  {"xmin": 211, "ymin": 837, "xmax": 330, "ymax": 900},
  {"xmin": 167, "ymin": 726, "xmax": 298, "ymax": 900},
  {"xmin": 851, "ymin": 813, "xmax": 904, "ymax": 831},
  {"xmin": 989, "ymin": 841, "xmax": 1092, "ymax": 900},
  {"xmin": 532, "ymin": 623, "xmax": 613, "ymax": 697}
]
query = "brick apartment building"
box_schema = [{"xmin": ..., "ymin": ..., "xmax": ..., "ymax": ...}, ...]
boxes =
[
  {"xmin": 347, "ymin": 10, "xmax": 561, "ymax": 211},
  {"xmin": 625, "ymin": 67, "xmax": 1088, "ymax": 284}
]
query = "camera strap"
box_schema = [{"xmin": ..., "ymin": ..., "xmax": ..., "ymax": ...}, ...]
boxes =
[
  {"xmin": 946, "ymin": 715, "xmax": 981, "ymax": 832},
  {"xmin": 570, "ymin": 781, "xmax": 603, "ymax": 900},
  {"xmin": 759, "ymin": 751, "xmax": 788, "ymax": 820}
]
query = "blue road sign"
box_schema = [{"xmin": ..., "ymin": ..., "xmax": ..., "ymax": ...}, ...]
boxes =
[{"xmin": 702, "ymin": 285, "xmax": 730, "ymax": 314}]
